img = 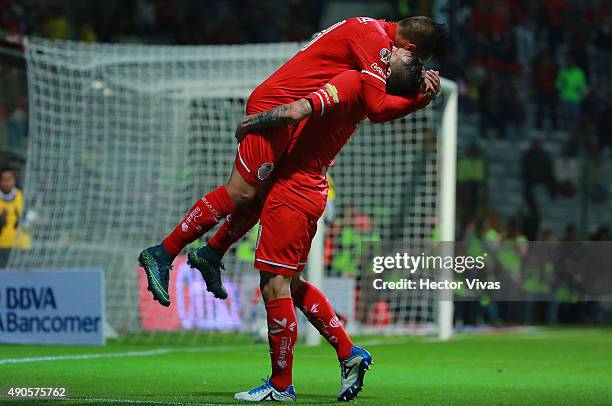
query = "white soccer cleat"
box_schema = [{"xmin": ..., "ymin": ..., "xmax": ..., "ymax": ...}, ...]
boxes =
[
  {"xmin": 234, "ymin": 379, "xmax": 296, "ymax": 402},
  {"xmin": 338, "ymin": 346, "xmax": 373, "ymax": 401}
]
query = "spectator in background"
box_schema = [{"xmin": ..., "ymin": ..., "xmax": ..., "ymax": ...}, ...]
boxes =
[
  {"xmin": 78, "ymin": 20, "xmax": 98, "ymax": 42},
  {"xmin": 523, "ymin": 229, "xmax": 557, "ymax": 325},
  {"xmin": 538, "ymin": 0, "xmax": 569, "ymax": 53},
  {"xmin": 457, "ymin": 142, "xmax": 486, "ymax": 231},
  {"xmin": 514, "ymin": 9, "xmax": 537, "ymax": 70},
  {"xmin": 42, "ymin": 5, "xmax": 70, "ymax": 40},
  {"xmin": 555, "ymin": 54, "xmax": 588, "ymax": 128},
  {"xmin": 533, "ymin": 50, "xmax": 559, "ymax": 130},
  {"xmin": 479, "ymin": 77, "xmax": 505, "ymax": 138},
  {"xmin": 0, "ymin": 168, "xmax": 24, "ymax": 267},
  {"xmin": 521, "ymin": 139, "xmax": 557, "ymax": 212}
]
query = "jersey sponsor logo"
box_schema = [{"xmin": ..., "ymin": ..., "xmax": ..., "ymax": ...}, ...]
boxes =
[
  {"xmin": 330, "ymin": 316, "xmax": 342, "ymax": 328},
  {"xmin": 370, "ymin": 63, "xmax": 388, "ymax": 79},
  {"xmin": 324, "ymin": 83, "xmax": 339, "ymax": 103},
  {"xmin": 201, "ymin": 197, "xmax": 221, "ymax": 221},
  {"xmin": 380, "ymin": 47, "xmax": 391, "ymax": 64},
  {"xmin": 278, "ymin": 336, "xmax": 292, "ymax": 367},
  {"xmin": 257, "ymin": 162, "xmax": 274, "ymax": 180},
  {"xmin": 182, "ymin": 207, "xmax": 203, "ymax": 231}
]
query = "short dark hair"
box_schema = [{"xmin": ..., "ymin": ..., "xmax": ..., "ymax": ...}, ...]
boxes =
[
  {"xmin": 386, "ymin": 56, "xmax": 423, "ymax": 98},
  {"xmin": 0, "ymin": 168, "xmax": 14, "ymax": 177},
  {"xmin": 397, "ymin": 16, "xmax": 448, "ymax": 59}
]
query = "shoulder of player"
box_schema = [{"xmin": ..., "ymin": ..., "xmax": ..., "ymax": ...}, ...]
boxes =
[
  {"xmin": 344, "ymin": 17, "xmax": 390, "ymax": 41},
  {"xmin": 336, "ymin": 69, "xmax": 362, "ymax": 81},
  {"xmin": 329, "ymin": 70, "xmax": 364, "ymax": 96}
]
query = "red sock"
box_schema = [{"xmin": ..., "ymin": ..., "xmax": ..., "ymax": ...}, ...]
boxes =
[
  {"xmin": 266, "ymin": 297, "xmax": 297, "ymax": 391},
  {"xmin": 162, "ymin": 186, "xmax": 235, "ymax": 257},
  {"xmin": 293, "ymin": 281, "xmax": 353, "ymax": 360},
  {"xmin": 208, "ymin": 198, "xmax": 262, "ymax": 255}
]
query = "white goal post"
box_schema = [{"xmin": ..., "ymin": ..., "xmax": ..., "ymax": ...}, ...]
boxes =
[{"xmin": 437, "ymin": 78, "xmax": 458, "ymax": 341}]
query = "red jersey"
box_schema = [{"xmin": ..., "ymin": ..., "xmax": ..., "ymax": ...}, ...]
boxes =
[
  {"xmin": 272, "ymin": 70, "xmax": 391, "ymax": 217},
  {"xmin": 247, "ymin": 17, "xmax": 426, "ymax": 122}
]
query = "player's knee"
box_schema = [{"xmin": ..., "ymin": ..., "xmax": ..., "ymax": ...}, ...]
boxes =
[
  {"xmin": 226, "ymin": 167, "xmax": 259, "ymax": 207},
  {"xmin": 260, "ymin": 272, "xmax": 291, "ymax": 302},
  {"xmin": 226, "ymin": 183, "xmax": 257, "ymax": 207},
  {"xmin": 238, "ymin": 187, "xmax": 257, "ymax": 204},
  {"xmin": 290, "ymin": 276, "xmax": 304, "ymax": 296}
]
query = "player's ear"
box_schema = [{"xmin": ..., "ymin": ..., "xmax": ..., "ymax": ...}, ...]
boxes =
[{"xmin": 404, "ymin": 43, "xmax": 416, "ymax": 52}]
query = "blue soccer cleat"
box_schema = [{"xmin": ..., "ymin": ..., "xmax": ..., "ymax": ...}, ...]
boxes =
[
  {"xmin": 234, "ymin": 379, "xmax": 296, "ymax": 402},
  {"xmin": 338, "ymin": 346, "xmax": 373, "ymax": 401}
]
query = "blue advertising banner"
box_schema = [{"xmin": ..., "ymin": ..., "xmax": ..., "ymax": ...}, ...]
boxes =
[{"xmin": 0, "ymin": 269, "xmax": 105, "ymax": 345}]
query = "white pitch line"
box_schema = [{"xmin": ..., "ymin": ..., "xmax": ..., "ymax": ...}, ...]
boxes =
[
  {"xmin": 0, "ymin": 344, "xmax": 262, "ymax": 365},
  {"xmin": 63, "ymin": 398, "xmax": 204, "ymax": 405},
  {"xmin": 0, "ymin": 348, "xmax": 171, "ymax": 365}
]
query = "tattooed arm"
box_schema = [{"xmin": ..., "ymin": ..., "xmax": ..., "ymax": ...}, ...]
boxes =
[{"xmin": 234, "ymin": 99, "xmax": 313, "ymax": 142}]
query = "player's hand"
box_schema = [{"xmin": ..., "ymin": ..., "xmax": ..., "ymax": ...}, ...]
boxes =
[
  {"xmin": 234, "ymin": 116, "xmax": 251, "ymax": 142},
  {"xmin": 424, "ymin": 70, "xmax": 440, "ymax": 96}
]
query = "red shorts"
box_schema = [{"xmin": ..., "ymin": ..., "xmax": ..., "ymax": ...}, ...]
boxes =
[
  {"xmin": 254, "ymin": 191, "xmax": 321, "ymax": 276},
  {"xmin": 234, "ymin": 125, "xmax": 295, "ymax": 186}
]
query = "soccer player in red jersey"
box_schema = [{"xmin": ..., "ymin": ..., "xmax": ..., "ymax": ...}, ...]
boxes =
[
  {"xmin": 138, "ymin": 16, "xmax": 446, "ymax": 308},
  {"xmin": 230, "ymin": 49, "xmax": 425, "ymax": 402}
]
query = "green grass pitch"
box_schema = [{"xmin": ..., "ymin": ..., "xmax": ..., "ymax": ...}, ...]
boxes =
[{"xmin": 0, "ymin": 328, "xmax": 610, "ymax": 405}]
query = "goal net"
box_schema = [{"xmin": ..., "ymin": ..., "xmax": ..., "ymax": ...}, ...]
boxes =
[{"xmin": 11, "ymin": 37, "xmax": 456, "ymax": 344}]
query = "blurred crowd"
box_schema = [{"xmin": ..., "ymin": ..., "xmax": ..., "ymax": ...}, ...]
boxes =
[{"xmin": 0, "ymin": 0, "xmax": 324, "ymax": 44}]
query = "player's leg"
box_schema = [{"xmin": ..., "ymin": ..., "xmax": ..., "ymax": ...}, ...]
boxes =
[
  {"xmin": 163, "ymin": 165, "xmax": 257, "ymax": 257},
  {"xmin": 290, "ymin": 276, "xmax": 354, "ymax": 359},
  {"xmin": 208, "ymin": 179, "xmax": 271, "ymax": 255},
  {"xmin": 140, "ymin": 127, "xmax": 289, "ymax": 306},
  {"xmin": 234, "ymin": 270, "xmax": 297, "ymax": 402},
  {"xmin": 235, "ymin": 191, "xmax": 306, "ymax": 402},
  {"xmin": 184, "ymin": 128, "xmax": 290, "ymax": 301},
  {"xmin": 188, "ymin": 196, "xmax": 264, "ymax": 299},
  {"xmin": 291, "ymin": 274, "xmax": 372, "ymax": 401},
  {"xmin": 138, "ymin": 165, "xmax": 254, "ymax": 306}
]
